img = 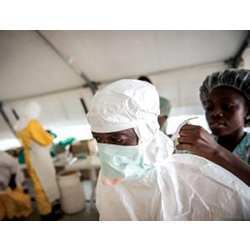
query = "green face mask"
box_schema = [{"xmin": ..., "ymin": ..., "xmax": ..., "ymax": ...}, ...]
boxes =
[{"xmin": 97, "ymin": 143, "xmax": 153, "ymax": 180}]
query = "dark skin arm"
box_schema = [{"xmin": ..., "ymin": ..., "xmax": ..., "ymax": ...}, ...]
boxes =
[{"xmin": 176, "ymin": 124, "xmax": 250, "ymax": 186}]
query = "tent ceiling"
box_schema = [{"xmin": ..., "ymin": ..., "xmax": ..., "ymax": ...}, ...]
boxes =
[
  {"xmin": 0, "ymin": 31, "xmax": 84, "ymax": 101},
  {"xmin": 0, "ymin": 30, "xmax": 246, "ymax": 101}
]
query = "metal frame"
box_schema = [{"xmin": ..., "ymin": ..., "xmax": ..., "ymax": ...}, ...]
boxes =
[
  {"xmin": 0, "ymin": 101, "xmax": 16, "ymax": 135},
  {"xmin": 35, "ymin": 31, "xmax": 99, "ymax": 113},
  {"xmin": 225, "ymin": 31, "xmax": 250, "ymax": 68}
]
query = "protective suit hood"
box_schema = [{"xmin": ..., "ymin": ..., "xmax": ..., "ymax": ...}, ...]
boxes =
[{"xmin": 87, "ymin": 79, "xmax": 174, "ymax": 161}]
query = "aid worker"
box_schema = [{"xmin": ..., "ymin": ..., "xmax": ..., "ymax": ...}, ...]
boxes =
[{"xmin": 87, "ymin": 79, "xmax": 250, "ymax": 221}]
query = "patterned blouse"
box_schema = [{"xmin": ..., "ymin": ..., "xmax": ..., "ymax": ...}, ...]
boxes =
[{"xmin": 233, "ymin": 132, "xmax": 250, "ymax": 165}]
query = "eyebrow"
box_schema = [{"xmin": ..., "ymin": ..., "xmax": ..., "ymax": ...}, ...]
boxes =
[
  {"xmin": 109, "ymin": 133, "xmax": 133, "ymax": 138},
  {"xmin": 208, "ymin": 97, "xmax": 239, "ymax": 103}
]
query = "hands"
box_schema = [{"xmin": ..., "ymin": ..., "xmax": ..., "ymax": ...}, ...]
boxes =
[{"xmin": 176, "ymin": 124, "xmax": 220, "ymax": 161}]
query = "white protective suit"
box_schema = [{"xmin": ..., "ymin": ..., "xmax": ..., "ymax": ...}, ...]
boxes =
[
  {"xmin": 87, "ymin": 79, "xmax": 250, "ymax": 220},
  {"xmin": 15, "ymin": 102, "xmax": 60, "ymax": 206}
]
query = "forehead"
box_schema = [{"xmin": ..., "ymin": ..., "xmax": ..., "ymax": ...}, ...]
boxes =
[{"xmin": 208, "ymin": 86, "xmax": 246, "ymax": 102}]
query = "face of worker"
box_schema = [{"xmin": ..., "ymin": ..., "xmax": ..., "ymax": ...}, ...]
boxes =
[
  {"xmin": 158, "ymin": 115, "xmax": 168, "ymax": 129},
  {"xmin": 92, "ymin": 128, "xmax": 139, "ymax": 146},
  {"xmin": 204, "ymin": 86, "xmax": 248, "ymax": 137}
]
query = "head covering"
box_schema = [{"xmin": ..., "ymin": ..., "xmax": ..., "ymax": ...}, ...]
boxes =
[
  {"xmin": 200, "ymin": 69, "xmax": 250, "ymax": 103},
  {"xmin": 87, "ymin": 79, "xmax": 160, "ymax": 144},
  {"xmin": 137, "ymin": 76, "xmax": 171, "ymax": 117},
  {"xmin": 22, "ymin": 101, "xmax": 41, "ymax": 120},
  {"xmin": 160, "ymin": 97, "xmax": 171, "ymax": 117},
  {"xmin": 200, "ymin": 69, "xmax": 250, "ymax": 125},
  {"xmin": 87, "ymin": 79, "xmax": 174, "ymax": 165}
]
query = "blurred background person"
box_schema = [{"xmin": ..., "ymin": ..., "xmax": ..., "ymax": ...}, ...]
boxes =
[
  {"xmin": 0, "ymin": 150, "xmax": 32, "ymax": 220},
  {"xmin": 15, "ymin": 102, "xmax": 61, "ymax": 220},
  {"xmin": 138, "ymin": 76, "xmax": 171, "ymax": 134}
]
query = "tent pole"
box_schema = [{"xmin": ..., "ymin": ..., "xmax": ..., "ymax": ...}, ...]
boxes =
[
  {"xmin": 0, "ymin": 101, "xmax": 16, "ymax": 135},
  {"xmin": 12, "ymin": 108, "xmax": 19, "ymax": 120},
  {"xmin": 225, "ymin": 31, "xmax": 250, "ymax": 68},
  {"xmin": 80, "ymin": 98, "xmax": 88, "ymax": 113},
  {"xmin": 3, "ymin": 60, "xmax": 223, "ymax": 103},
  {"xmin": 35, "ymin": 31, "xmax": 98, "ymax": 95}
]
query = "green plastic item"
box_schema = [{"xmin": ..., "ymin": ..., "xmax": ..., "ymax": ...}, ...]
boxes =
[
  {"xmin": 50, "ymin": 137, "xmax": 76, "ymax": 157},
  {"xmin": 18, "ymin": 150, "xmax": 25, "ymax": 164}
]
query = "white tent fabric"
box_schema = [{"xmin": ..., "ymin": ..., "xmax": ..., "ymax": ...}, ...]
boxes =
[
  {"xmin": 0, "ymin": 31, "xmax": 245, "ymax": 101},
  {"xmin": 0, "ymin": 31, "xmax": 248, "ymax": 149}
]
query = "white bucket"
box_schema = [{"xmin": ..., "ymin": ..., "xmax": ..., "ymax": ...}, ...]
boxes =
[{"xmin": 58, "ymin": 171, "xmax": 85, "ymax": 214}]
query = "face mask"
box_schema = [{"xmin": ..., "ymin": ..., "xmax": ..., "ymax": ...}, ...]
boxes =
[{"xmin": 97, "ymin": 143, "xmax": 153, "ymax": 180}]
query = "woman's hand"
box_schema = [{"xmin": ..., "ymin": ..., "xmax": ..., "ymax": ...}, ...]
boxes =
[{"xmin": 176, "ymin": 124, "xmax": 220, "ymax": 161}]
